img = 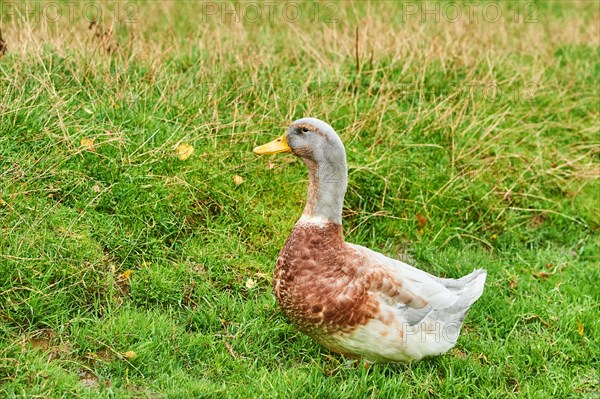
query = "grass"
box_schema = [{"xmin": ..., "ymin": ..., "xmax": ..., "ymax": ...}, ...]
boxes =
[{"xmin": 0, "ymin": 1, "xmax": 599, "ymax": 398}]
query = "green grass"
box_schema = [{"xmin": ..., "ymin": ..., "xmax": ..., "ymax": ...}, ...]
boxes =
[{"xmin": 1, "ymin": 1, "xmax": 599, "ymax": 398}]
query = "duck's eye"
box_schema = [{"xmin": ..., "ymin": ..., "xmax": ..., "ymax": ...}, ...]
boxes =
[{"xmin": 301, "ymin": 127, "xmax": 309, "ymax": 133}]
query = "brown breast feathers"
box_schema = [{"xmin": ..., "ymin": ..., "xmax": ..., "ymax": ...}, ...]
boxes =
[{"xmin": 273, "ymin": 222, "xmax": 380, "ymax": 336}]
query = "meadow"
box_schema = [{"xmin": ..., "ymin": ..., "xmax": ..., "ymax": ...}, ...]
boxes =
[{"xmin": 0, "ymin": 1, "xmax": 598, "ymax": 398}]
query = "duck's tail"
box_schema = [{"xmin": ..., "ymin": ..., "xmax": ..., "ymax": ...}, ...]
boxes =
[
  {"xmin": 418, "ymin": 269, "xmax": 486, "ymax": 356},
  {"xmin": 436, "ymin": 269, "xmax": 487, "ymax": 324}
]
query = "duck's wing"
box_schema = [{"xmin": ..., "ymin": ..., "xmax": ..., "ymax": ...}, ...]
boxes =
[{"xmin": 348, "ymin": 243, "xmax": 462, "ymax": 326}]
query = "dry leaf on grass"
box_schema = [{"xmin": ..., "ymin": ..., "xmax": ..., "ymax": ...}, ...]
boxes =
[
  {"xmin": 416, "ymin": 213, "xmax": 427, "ymax": 228},
  {"xmin": 233, "ymin": 175, "xmax": 244, "ymax": 186},
  {"xmin": 176, "ymin": 143, "xmax": 194, "ymax": 160},
  {"xmin": 80, "ymin": 138, "xmax": 94, "ymax": 151},
  {"xmin": 120, "ymin": 270, "xmax": 132, "ymax": 280},
  {"xmin": 533, "ymin": 271, "xmax": 549, "ymax": 280}
]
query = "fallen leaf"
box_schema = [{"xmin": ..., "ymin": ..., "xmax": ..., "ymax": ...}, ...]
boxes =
[
  {"xmin": 245, "ymin": 278, "xmax": 256, "ymax": 289},
  {"xmin": 268, "ymin": 162, "xmax": 275, "ymax": 170},
  {"xmin": 533, "ymin": 271, "xmax": 549, "ymax": 280},
  {"xmin": 123, "ymin": 350, "xmax": 136, "ymax": 360},
  {"xmin": 416, "ymin": 213, "xmax": 427, "ymax": 228},
  {"xmin": 80, "ymin": 138, "xmax": 95, "ymax": 151},
  {"xmin": 120, "ymin": 270, "xmax": 132, "ymax": 280},
  {"xmin": 233, "ymin": 175, "xmax": 244, "ymax": 186},
  {"xmin": 92, "ymin": 185, "xmax": 101, "ymax": 193},
  {"xmin": 509, "ymin": 278, "xmax": 517, "ymax": 289},
  {"xmin": 577, "ymin": 321, "xmax": 584, "ymax": 336},
  {"xmin": 176, "ymin": 143, "xmax": 194, "ymax": 160}
]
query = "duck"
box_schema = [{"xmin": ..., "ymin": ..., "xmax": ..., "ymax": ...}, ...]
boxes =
[{"xmin": 253, "ymin": 118, "xmax": 486, "ymax": 363}]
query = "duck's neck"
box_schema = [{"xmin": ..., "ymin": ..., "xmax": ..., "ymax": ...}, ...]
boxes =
[{"xmin": 299, "ymin": 158, "xmax": 347, "ymax": 226}]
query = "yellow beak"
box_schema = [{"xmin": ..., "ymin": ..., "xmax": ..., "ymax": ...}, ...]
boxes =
[{"xmin": 253, "ymin": 134, "xmax": 291, "ymax": 155}]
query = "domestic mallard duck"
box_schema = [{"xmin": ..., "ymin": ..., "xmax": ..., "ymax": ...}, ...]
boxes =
[{"xmin": 254, "ymin": 118, "xmax": 486, "ymax": 363}]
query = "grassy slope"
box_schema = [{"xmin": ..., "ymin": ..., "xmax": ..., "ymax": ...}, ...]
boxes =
[{"xmin": 1, "ymin": 1, "xmax": 598, "ymax": 398}]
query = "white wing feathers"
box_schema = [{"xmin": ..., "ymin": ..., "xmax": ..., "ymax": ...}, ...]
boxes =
[{"xmin": 349, "ymin": 243, "xmax": 486, "ymax": 326}]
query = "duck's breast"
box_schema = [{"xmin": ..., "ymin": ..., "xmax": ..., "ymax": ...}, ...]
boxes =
[{"xmin": 273, "ymin": 222, "xmax": 379, "ymax": 336}]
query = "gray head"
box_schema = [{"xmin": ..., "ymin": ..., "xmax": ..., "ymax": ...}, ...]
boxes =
[
  {"xmin": 254, "ymin": 118, "xmax": 346, "ymax": 165},
  {"xmin": 285, "ymin": 118, "xmax": 346, "ymax": 166}
]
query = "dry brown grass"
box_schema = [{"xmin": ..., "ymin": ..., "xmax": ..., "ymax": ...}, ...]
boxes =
[{"xmin": 2, "ymin": 2, "xmax": 598, "ymax": 66}]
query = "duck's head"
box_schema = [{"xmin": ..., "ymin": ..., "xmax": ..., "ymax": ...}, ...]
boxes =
[
  {"xmin": 254, "ymin": 118, "xmax": 348, "ymax": 226},
  {"xmin": 253, "ymin": 118, "xmax": 346, "ymax": 168}
]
